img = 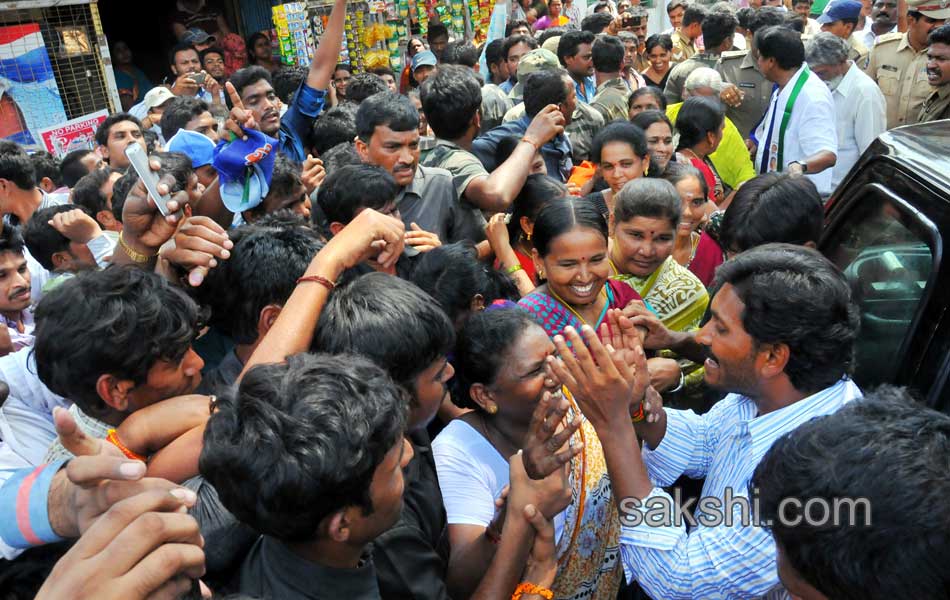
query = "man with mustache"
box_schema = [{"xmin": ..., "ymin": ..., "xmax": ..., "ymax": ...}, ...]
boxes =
[
  {"xmin": 865, "ymin": 0, "xmax": 948, "ymax": 128},
  {"xmin": 918, "ymin": 23, "xmax": 950, "ymax": 121},
  {"xmin": 0, "ymin": 224, "xmax": 34, "ymax": 355},
  {"xmin": 223, "ymin": 0, "xmax": 346, "ymax": 162},
  {"xmin": 545, "ymin": 244, "xmax": 863, "ymax": 599}
]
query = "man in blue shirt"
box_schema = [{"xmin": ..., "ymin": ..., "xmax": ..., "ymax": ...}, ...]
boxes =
[
  {"xmin": 557, "ymin": 30, "xmax": 597, "ymax": 103},
  {"xmin": 543, "ymin": 244, "xmax": 863, "ymax": 599},
  {"xmin": 223, "ymin": 0, "xmax": 346, "ymax": 162}
]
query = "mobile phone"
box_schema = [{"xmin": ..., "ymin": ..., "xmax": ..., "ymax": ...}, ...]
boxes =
[
  {"xmin": 191, "ymin": 72, "xmax": 206, "ymax": 86},
  {"xmin": 125, "ymin": 143, "xmax": 181, "ymax": 217}
]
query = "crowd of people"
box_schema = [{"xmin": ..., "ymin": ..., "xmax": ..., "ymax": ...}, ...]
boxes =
[{"xmin": 1, "ymin": 0, "xmax": 949, "ymax": 597}]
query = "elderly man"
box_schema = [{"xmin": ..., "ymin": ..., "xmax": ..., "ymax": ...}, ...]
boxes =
[
  {"xmin": 806, "ymin": 33, "xmax": 885, "ymax": 190},
  {"xmin": 667, "ymin": 68, "xmax": 756, "ymax": 191}
]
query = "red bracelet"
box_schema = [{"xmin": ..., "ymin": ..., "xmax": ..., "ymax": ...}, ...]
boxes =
[
  {"xmin": 296, "ymin": 274, "xmax": 336, "ymax": 290},
  {"xmin": 106, "ymin": 429, "xmax": 147, "ymax": 462},
  {"xmin": 512, "ymin": 582, "xmax": 553, "ymax": 600},
  {"xmin": 631, "ymin": 402, "xmax": 645, "ymax": 423}
]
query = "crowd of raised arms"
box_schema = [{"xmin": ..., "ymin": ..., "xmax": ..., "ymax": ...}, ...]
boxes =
[{"xmin": 0, "ymin": 0, "xmax": 948, "ymax": 597}]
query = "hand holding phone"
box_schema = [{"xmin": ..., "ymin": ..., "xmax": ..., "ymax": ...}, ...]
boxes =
[
  {"xmin": 125, "ymin": 143, "xmax": 181, "ymax": 218},
  {"xmin": 191, "ymin": 72, "xmax": 207, "ymax": 86}
]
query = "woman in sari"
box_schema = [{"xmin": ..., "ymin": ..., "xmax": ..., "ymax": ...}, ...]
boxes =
[
  {"xmin": 674, "ymin": 96, "xmax": 726, "ymax": 205},
  {"xmin": 663, "ymin": 162, "xmax": 724, "ymax": 287},
  {"xmin": 518, "ymin": 198, "xmax": 644, "ymax": 342},
  {"xmin": 584, "ymin": 122, "xmax": 650, "ymax": 221},
  {"xmin": 434, "ymin": 305, "xmax": 622, "ymax": 600}
]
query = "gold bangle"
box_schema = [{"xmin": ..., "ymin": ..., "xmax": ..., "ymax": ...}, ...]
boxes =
[{"xmin": 118, "ymin": 232, "xmax": 155, "ymax": 264}]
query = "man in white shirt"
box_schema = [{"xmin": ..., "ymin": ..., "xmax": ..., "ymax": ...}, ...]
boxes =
[
  {"xmin": 806, "ymin": 33, "xmax": 886, "ymax": 190},
  {"xmin": 860, "ymin": 0, "xmax": 899, "ymax": 47},
  {"xmin": 752, "ymin": 26, "xmax": 837, "ymax": 195}
]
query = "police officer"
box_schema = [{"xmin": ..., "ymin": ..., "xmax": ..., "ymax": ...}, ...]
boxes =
[
  {"xmin": 817, "ymin": 0, "xmax": 871, "ymax": 68},
  {"xmin": 866, "ymin": 0, "xmax": 949, "ymax": 128},
  {"xmin": 919, "ymin": 23, "xmax": 950, "ymax": 121},
  {"xmin": 671, "ymin": 4, "xmax": 706, "ymax": 63},
  {"xmin": 717, "ymin": 7, "xmax": 788, "ymax": 139}
]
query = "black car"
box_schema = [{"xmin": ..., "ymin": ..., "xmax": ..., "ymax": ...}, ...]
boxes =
[{"xmin": 821, "ymin": 120, "xmax": 950, "ymax": 410}]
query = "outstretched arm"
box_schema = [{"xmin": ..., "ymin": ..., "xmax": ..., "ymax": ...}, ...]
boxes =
[{"xmin": 307, "ymin": 0, "xmax": 347, "ymax": 91}]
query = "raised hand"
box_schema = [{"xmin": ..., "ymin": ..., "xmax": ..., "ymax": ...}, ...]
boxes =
[
  {"xmin": 508, "ymin": 449, "xmax": 571, "ymax": 522},
  {"xmin": 159, "ymin": 215, "xmax": 233, "ymax": 286},
  {"xmin": 120, "ymin": 156, "xmax": 186, "ymax": 259},
  {"xmin": 523, "ymin": 104, "xmax": 565, "ymax": 148},
  {"xmin": 224, "ymin": 81, "xmax": 257, "ymax": 141},
  {"xmin": 49, "ymin": 208, "xmax": 102, "ymax": 245},
  {"xmin": 521, "ymin": 390, "xmax": 583, "ymax": 481},
  {"xmin": 319, "ymin": 207, "xmax": 406, "ymax": 274},
  {"xmin": 301, "ymin": 154, "xmax": 326, "ymax": 195},
  {"xmin": 405, "ymin": 222, "xmax": 442, "ymax": 253}
]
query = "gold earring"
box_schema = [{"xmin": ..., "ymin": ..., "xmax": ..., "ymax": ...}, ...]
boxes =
[
  {"xmin": 487, "ymin": 404, "xmax": 498, "ymax": 415},
  {"xmin": 526, "ymin": 232, "xmax": 532, "ymax": 241}
]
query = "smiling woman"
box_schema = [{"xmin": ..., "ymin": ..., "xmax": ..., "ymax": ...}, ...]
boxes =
[{"xmin": 518, "ymin": 198, "xmax": 644, "ymax": 342}]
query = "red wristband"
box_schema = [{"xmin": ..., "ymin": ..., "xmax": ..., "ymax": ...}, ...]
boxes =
[{"xmin": 297, "ymin": 274, "xmax": 336, "ymax": 290}]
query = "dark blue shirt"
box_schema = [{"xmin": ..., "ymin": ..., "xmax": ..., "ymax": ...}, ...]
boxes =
[
  {"xmin": 279, "ymin": 81, "xmax": 327, "ymax": 162},
  {"xmin": 471, "ymin": 115, "xmax": 574, "ymax": 182}
]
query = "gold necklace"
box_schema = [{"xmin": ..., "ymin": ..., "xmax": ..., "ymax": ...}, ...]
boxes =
[{"xmin": 548, "ymin": 285, "xmax": 607, "ymax": 326}]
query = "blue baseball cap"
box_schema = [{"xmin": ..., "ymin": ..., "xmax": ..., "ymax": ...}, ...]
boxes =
[
  {"xmin": 411, "ymin": 50, "xmax": 437, "ymax": 72},
  {"xmin": 166, "ymin": 129, "xmax": 215, "ymax": 168},
  {"xmin": 212, "ymin": 128, "xmax": 278, "ymax": 213},
  {"xmin": 817, "ymin": 0, "xmax": 862, "ymax": 23}
]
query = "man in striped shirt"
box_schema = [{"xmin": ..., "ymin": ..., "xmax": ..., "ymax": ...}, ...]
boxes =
[{"xmin": 546, "ymin": 244, "xmax": 862, "ymax": 599}]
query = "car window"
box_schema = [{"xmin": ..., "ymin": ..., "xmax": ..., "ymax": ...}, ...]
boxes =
[{"xmin": 822, "ymin": 184, "xmax": 937, "ymax": 388}]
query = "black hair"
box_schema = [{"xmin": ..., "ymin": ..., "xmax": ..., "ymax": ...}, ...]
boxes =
[
  {"xmin": 628, "ymin": 86, "xmax": 667, "ymax": 112},
  {"xmin": 712, "ymin": 243, "xmax": 858, "ymax": 393},
  {"xmin": 427, "ymin": 22, "xmax": 449, "ymax": 42},
  {"xmin": 152, "ymin": 151, "xmax": 194, "ymax": 194},
  {"xmin": 371, "ymin": 66, "xmax": 396, "ymax": 79},
  {"xmin": 783, "ymin": 14, "xmax": 805, "ymax": 33},
  {"xmin": 227, "ymin": 66, "xmax": 272, "ymax": 109},
  {"xmin": 928, "ymin": 22, "xmax": 950, "ymax": 46},
  {"xmin": 702, "ymin": 9, "xmax": 739, "ymax": 49},
  {"xmin": 333, "ymin": 62, "xmax": 353, "ymax": 76},
  {"xmin": 200, "ymin": 352, "xmax": 408, "ymax": 541},
  {"xmin": 533, "ymin": 197, "xmax": 608, "ymax": 257},
  {"xmin": 592, "ymin": 35, "xmax": 625, "ymax": 73},
  {"xmin": 495, "ymin": 135, "xmax": 526, "ymax": 167},
  {"xmin": 313, "ymin": 272, "xmax": 456, "ymax": 397},
  {"xmin": 752, "ymin": 386, "xmax": 950, "ymax": 600},
  {"xmin": 23, "ymin": 205, "xmax": 94, "ymax": 271},
  {"xmin": 346, "ymin": 73, "xmax": 390, "ymax": 105},
  {"xmin": 503, "ymin": 35, "xmax": 539, "ymax": 63},
  {"xmin": 160, "ymin": 96, "xmax": 211, "ymax": 142},
  {"xmin": 645, "ymin": 33, "xmax": 674, "ymax": 54},
  {"xmin": 70, "ymin": 168, "xmax": 114, "ymax": 215},
  {"xmin": 142, "ymin": 130, "xmax": 159, "ymax": 154},
  {"xmin": 682, "ymin": 4, "xmax": 709, "ymax": 27},
  {"xmin": 442, "ymin": 40, "xmax": 480, "ymax": 67},
  {"xmin": 168, "ymin": 41, "xmax": 198, "ymax": 69},
  {"xmin": 320, "ymin": 142, "xmax": 363, "ymax": 180},
  {"xmin": 246, "ymin": 32, "xmax": 270, "ymax": 63},
  {"xmin": 613, "ymin": 177, "xmax": 681, "ymax": 229},
  {"xmin": 110, "ymin": 169, "xmax": 138, "ymax": 224},
  {"xmin": 453, "ymin": 306, "xmax": 541, "ymax": 409},
  {"xmin": 60, "ymin": 149, "xmax": 95, "ymax": 188},
  {"xmin": 0, "ymin": 141, "xmax": 35, "ymax": 190},
  {"xmin": 272, "ymin": 65, "xmax": 308, "ymax": 104},
  {"xmin": 194, "ymin": 224, "xmax": 322, "ymax": 345},
  {"xmin": 409, "ymin": 243, "xmax": 520, "ymax": 327},
  {"xmin": 95, "ymin": 112, "xmax": 143, "ymax": 148},
  {"xmin": 591, "ymin": 121, "xmax": 648, "ymax": 163},
  {"xmin": 245, "ymin": 154, "xmax": 304, "ymax": 219},
  {"xmin": 485, "ymin": 38, "xmax": 507, "ymax": 66},
  {"xmin": 355, "ymin": 91, "xmax": 420, "ymax": 141},
  {"xmin": 754, "ymin": 25, "xmax": 805, "ymax": 70},
  {"xmin": 581, "ymin": 12, "xmax": 614, "ymax": 34},
  {"xmin": 719, "ymin": 173, "xmax": 823, "ymax": 254},
  {"xmin": 539, "ymin": 27, "xmax": 568, "ymax": 46},
  {"xmin": 420, "ymin": 65, "xmax": 482, "ymax": 140},
  {"xmin": 748, "ymin": 6, "xmax": 789, "ymax": 33},
  {"xmin": 30, "ymin": 152, "xmax": 61, "ymax": 189},
  {"xmin": 318, "ymin": 163, "xmax": 398, "ymax": 227},
  {"xmin": 662, "ymin": 160, "xmax": 709, "ymax": 199},
  {"xmin": 556, "ymin": 30, "xmax": 596, "ymax": 65},
  {"xmin": 505, "ymin": 19, "xmax": 531, "ymax": 37},
  {"xmin": 199, "ymin": 46, "xmax": 225, "ymax": 63},
  {"xmin": 675, "ymin": 96, "xmax": 725, "ymax": 149},
  {"xmin": 524, "ymin": 70, "xmax": 569, "ymax": 118},
  {"xmin": 33, "ymin": 266, "xmax": 199, "ymax": 419},
  {"xmin": 736, "ymin": 6, "xmax": 756, "ymax": 30},
  {"xmin": 507, "ymin": 174, "xmax": 566, "ymax": 243},
  {"xmin": 630, "ymin": 109, "xmax": 673, "ymax": 134},
  {"xmin": 311, "ymin": 105, "xmax": 357, "ymax": 157},
  {"xmin": 0, "ymin": 221, "xmax": 24, "ymax": 256}
]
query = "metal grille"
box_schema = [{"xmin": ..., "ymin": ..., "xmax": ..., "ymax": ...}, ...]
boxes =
[{"xmin": 0, "ymin": 1, "xmax": 115, "ymax": 148}]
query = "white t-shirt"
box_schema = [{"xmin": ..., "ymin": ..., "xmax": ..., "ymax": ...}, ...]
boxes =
[
  {"xmin": 432, "ymin": 419, "xmax": 565, "ymax": 541},
  {"xmin": 754, "ymin": 64, "xmax": 838, "ymax": 195},
  {"xmin": 830, "ymin": 62, "xmax": 886, "ymax": 189}
]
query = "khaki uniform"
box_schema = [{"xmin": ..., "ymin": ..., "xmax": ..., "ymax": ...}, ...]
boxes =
[
  {"xmin": 866, "ymin": 31, "xmax": 933, "ymax": 129},
  {"xmin": 670, "ymin": 30, "xmax": 697, "ymax": 64},
  {"xmin": 503, "ymin": 100, "xmax": 605, "ymax": 164},
  {"xmin": 663, "ymin": 53, "xmax": 720, "ymax": 104},
  {"xmin": 849, "ymin": 34, "xmax": 870, "ymax": 70},
  {"xmin": 716, "ymin": 49, "xmax": 773, "ymax": 139},
  {"xmin": 917, "ymin": 84, "xmax": 950, "ymax": 123},
  {"xmin": 591, "ymin": 77, "xmax": 631, "ymax": 123}
]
